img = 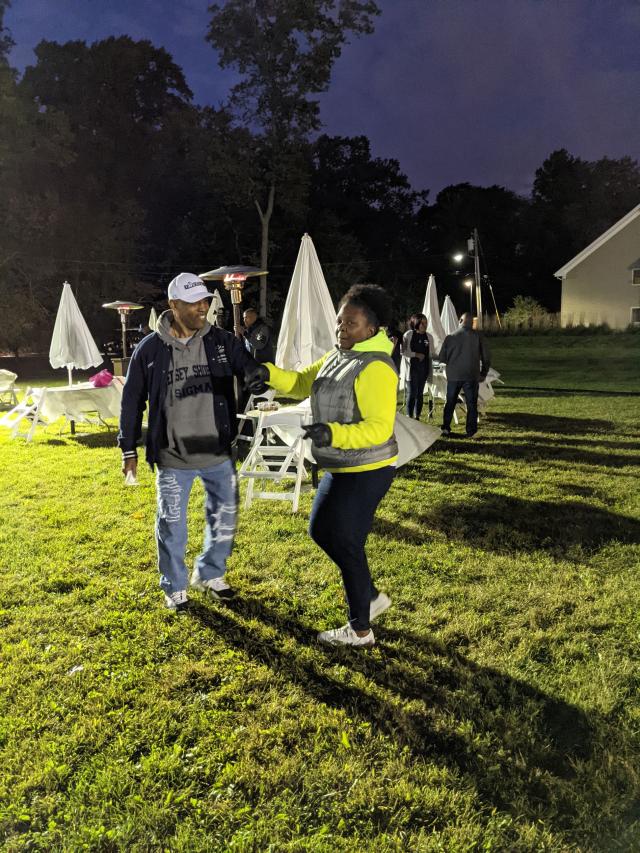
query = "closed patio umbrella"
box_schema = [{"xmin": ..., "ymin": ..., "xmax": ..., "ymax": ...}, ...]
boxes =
[
  {"xmin": 440, "ymin": 294, "xmax": 459, "ymax": 337},
  {"xmin": 206, "ymin": 288, "xmax": 224, "ymax": 326},
  {"xmin": 49, "ymin": 281, "xmax": 103, "ymax": 385},
  {"xmin": 421, "ymin": 274, "xmax": 446, "ymax": 356},
  {"xmin": 276, "ymin": 233, "xmax": 336, "ymax": 370}
]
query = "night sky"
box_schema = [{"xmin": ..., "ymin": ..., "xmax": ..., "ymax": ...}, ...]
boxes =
[{"xmin": 6, "ymin": 0, "xmax": 640, "ymax": 198}]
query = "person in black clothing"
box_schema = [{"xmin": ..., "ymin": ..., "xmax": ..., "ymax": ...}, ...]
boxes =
[
  {"xmin": 118, "ymin": 273, "xmax": 264, "ymax": 612},
  {"xmin": 438, "ymin": 312, "xmax": 491, "ymax": 438},
  {"xmin": 402, "ymin": 313, "xmax": 432, "ymax": 419},
  {"xmin": 384, "ymin": 324, "xmax": 403, "ymax": 372},
  {"xmin": 235, "ymin": 307, "xmax": 274, "ymax": 363}
]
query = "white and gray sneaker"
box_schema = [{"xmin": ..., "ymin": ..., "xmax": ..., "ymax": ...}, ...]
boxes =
[
  {"xmin": 370, "ymin": 592, "xmax": 391, "ymax": 621},
  {"xmin": 317, "ymin": 624, "xmax": 375, "ymax": 647},
  {"xmin": 191, "ymin": 573, "xmax": 236, "ymax": 601},
  {"xmin": 164, "ymin": 590, "xmax": 190, "ymax": 613}
]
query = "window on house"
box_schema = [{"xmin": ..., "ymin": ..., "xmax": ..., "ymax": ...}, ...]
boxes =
[
  {"xmin": 632, "ymin": 269, "xmax": 640, "ymax": 285},
  {"xmin": 631, "ymin": 307, "xmax": 640, "ymax": 325}
]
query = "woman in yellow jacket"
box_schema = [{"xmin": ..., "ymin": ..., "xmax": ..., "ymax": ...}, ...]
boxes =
[{"xmin": 247, "ymin": 284, "xmax": 398, "ymax": 647}]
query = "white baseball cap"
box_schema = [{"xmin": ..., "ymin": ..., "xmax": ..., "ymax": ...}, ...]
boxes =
[{"xmin": 167, "ymin": 272, "xmax": 214, "ymax": 303}]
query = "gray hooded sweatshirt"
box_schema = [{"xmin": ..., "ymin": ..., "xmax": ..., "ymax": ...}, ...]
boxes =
[{"xmin": 156, "ymin": 310, "xmax": 229, "ymax": 469}]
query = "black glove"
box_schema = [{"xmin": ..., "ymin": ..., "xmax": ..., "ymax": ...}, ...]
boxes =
[
  {"xmin": 302, "ymin": 422, "xmax": 332, "ymax": 448},
  {"xmin": 245, "ymin": 364, "xmax": 270, "ymax": 393}
]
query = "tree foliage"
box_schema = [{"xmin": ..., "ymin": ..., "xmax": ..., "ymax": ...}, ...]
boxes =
[
  {"xmin": 207, "ymin": 0, "xmax": 379, "ymax": 140},
  {"xmin": 206, "ymin": 0, "xmax": 380, "ymax": 313}
]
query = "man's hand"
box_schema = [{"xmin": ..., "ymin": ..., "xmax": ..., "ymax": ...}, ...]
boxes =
[
  {"xmin": 301, "ymin": 423, "xmax": 332, "ymax": 448},
  {"xmin": 234, "ymin": 324, "xmax": 246, "ymax": 337},
  {"xmin": 415, "ymin": 353, "xmax": 425, "ymax": 361},
  {"xmin": 122, "ymin": 458, "xmax": 137, "ymax": 478},
  {"xmin": 245, "ymin": 364, "xmax": 270, "ymax": 393}
]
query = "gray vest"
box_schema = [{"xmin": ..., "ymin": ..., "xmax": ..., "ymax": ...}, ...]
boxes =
[{"xmin": 311, "ymin": 348, "xmax": 398, "ymax": 469}]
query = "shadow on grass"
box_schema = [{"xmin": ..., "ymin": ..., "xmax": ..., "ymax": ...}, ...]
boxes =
[
  {"xmin": 452, "ymin": 437, "xmax": 637, "ymax": 469},
  {"xmin": 70, "ymin": 431, "xmax": 118, "ymax": 449},
  {"xmin": 373, "ymin": 494, "xmax": 640, "ymax": 556},
  {"xmin": 187, "ymin": 597, "xmax": 632, "ymax": 843},
  {"xmin": 489, "ymin": 412, "xmax": 614, "ymax": 435}
]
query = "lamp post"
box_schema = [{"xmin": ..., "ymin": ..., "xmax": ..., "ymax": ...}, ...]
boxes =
[
  {"xmin": 452, "ymin": 228, "xmax": 484, "ymax": 329},
  {"xmin": 463, "ymin": 278, "xmax": 474, "ymax": 313},
  {"xmin": 102, "ymin": 299, "xmax": 144, "ymax": 375},
  {"xmin": 199, "ymin": 265, "xmax": 268, "ymax": 335}
]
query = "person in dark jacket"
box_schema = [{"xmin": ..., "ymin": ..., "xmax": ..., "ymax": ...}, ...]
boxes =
[
  {"xmin": 236, "ymin": 308, "xmax": 274, "ymax": 363},
  {"xmin": 118, "ymin": 272, "xmax": 263, "ymax": 612},
  {"xmin": 384, "ymin": 324, "xmax": 403, "ymax": 372},
  {"xmin": 438, "ymin": 312, "xmax": 490, "ymax": 438},
  {"xmin": 402, "ymin": 313, "xmax": 432, "ymax": 419}
]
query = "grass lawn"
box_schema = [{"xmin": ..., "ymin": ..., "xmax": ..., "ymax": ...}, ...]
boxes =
[
  {"xmin": 0, "ymin": 336, "xmax": 639, "ymax": 850},
  {"xmin": 487, "ymin": 331, "xmax": 640, "ymax": 393}
]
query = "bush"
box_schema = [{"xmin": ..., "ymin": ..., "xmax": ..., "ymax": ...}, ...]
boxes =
[{"xmin": 502, "ymin": 296, "xmax": 551, "ymax": 329}]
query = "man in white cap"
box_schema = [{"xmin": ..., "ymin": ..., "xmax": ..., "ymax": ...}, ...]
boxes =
[{"xmin": 118, "ymin": 273, "xmax": 265, "ymax": 612}]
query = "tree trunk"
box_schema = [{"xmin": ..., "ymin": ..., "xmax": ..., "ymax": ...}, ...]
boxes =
[{"xmin": 254, "ymin": 182, "xmax": 275, "ymax": 318}]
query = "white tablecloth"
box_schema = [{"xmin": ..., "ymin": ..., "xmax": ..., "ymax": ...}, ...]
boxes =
[
  {"xmin": 428, "ymin": 363, "xmax": 501, "ymax": 409},
  {"xmin": 249, "ymin": 399, "xmax": 440, "ymax": 468},
  {"xmin": 40, "ymin": 381, "xmax": 123, "ymax": 423}
]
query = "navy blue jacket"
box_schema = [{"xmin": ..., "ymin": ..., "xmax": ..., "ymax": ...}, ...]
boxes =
[{"xmin": 118, "ymin": 326, "xmax": 259, "ymax": 468}]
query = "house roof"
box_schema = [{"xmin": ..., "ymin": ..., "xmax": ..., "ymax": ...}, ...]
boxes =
[{"xmin": 554, "ymin": 203, "xmax": 640, "ymax": 278}]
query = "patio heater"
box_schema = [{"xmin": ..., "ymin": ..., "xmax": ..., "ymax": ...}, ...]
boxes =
[
  {"xmin": 199, "ymin": 265, "xmax": 267, "ymax": 336},
  {"xmin": 102, "ymin": 300, "xmax": 144, "ymax": 376}
]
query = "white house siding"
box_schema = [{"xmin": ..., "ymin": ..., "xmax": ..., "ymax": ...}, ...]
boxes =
[{"xmin": 560, "ymin": 215, "xmax": 640, "ymax": 329}]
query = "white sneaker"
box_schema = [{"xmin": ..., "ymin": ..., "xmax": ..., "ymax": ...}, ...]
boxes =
[
  {"xmin": 370, "ymin": 592, "xmax": 391, "ymax": 621},
  {"xmin": 317, "ymin": 624, "xmax": 375, "ymax": 647},
  {"xmin": 190, "ymin": 573, "xmax": 235, "ymax": 601},
  {"xmin": 164, "ymin": 590, "xmax": 190, "ymax": 612}
]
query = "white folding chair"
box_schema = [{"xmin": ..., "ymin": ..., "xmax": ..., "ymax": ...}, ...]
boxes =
[
  {"xmin": 238, "ymin": 408, "xmax": 310, "ymax": 512},
  {"xmin": 236, "ymin": 388, "xmax": 277, "ymax": 445},
  {"xmin": 0, "ymin": 387, "xmax": 48, "ymax": 441},
  {"xmin": 0, "ymin": 369, "xmax": 18, "ymax": 407}
]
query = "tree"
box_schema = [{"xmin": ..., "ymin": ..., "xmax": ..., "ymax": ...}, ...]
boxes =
[
  {"xmin": 206, "ymin": 0, "xmax": 380, "ymax": 315},
  {"xmin": 14, "ymin": 36, "xmax": 198, "ymax": 339},
  {"xmin": 524, "ymin": 149, "xmax": 640, "ymax": 308},
  {"xmin": 309, "ymin": 134, "xmax": 428, "ymax": 314},
  {"xmin": 424, "ymin": 183, "xmax": 527, "ymax": 315}
]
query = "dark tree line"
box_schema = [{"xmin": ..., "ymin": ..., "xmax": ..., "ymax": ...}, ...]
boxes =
[{"xmin": 1, "ymin": 0, "xmax": 639, "ymax": 353}]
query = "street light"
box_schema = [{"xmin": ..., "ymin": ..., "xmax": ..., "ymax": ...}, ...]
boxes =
[
  {"xmin": 450, "ymin": 230, "xmax": 484, "ymax": 328},
  {"xmin": 463, "ymin": 278, "xmax": 474, "ymax": 313}
]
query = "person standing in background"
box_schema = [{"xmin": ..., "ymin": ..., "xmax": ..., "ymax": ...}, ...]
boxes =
[
  {"xmin": 438, "ymin": 312, "xmax": 490, "ymax": 439},
  {"xmin": 235, "ymin": 307, "xmax": 274, "ymax": 363},
  {"xmin": 402, "ymin": 313, "xmax": 432, "ymax": 419}
]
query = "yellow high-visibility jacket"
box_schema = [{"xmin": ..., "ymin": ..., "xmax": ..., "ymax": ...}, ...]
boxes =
[{"xmin": 265, "ymin": 330, "xmax": 398, "ymax": 472}]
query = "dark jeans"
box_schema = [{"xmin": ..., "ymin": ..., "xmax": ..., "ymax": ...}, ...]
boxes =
[
  {"xmin": 442, "ymin": 380, "xmax": 479, "ymax": 435},
  {"xmin": 309, "ymin": 466, "xmax": 395, "ymax": 631},
  {"xmin": 406, "ymin": 363, "xmax": 429, "ymax": 419}
]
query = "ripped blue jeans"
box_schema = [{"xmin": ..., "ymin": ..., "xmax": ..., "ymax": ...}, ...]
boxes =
[{"xmin": 155, "ymin": 459, "xmax": 238, "ymax": 595}]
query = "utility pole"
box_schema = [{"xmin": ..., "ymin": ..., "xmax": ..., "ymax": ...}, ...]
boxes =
[{"xmin": 468, "ymin": 228, "xmax": 483, "ymax": 329}]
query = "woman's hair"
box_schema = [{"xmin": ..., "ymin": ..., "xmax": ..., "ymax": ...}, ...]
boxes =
[
  {"xmin": 408, "ymin": 313, "xmax": 427, "ymax": 331},
  {"xmin": 339, "ymin": 284, "xmax": 392, "ymax": 329}
]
